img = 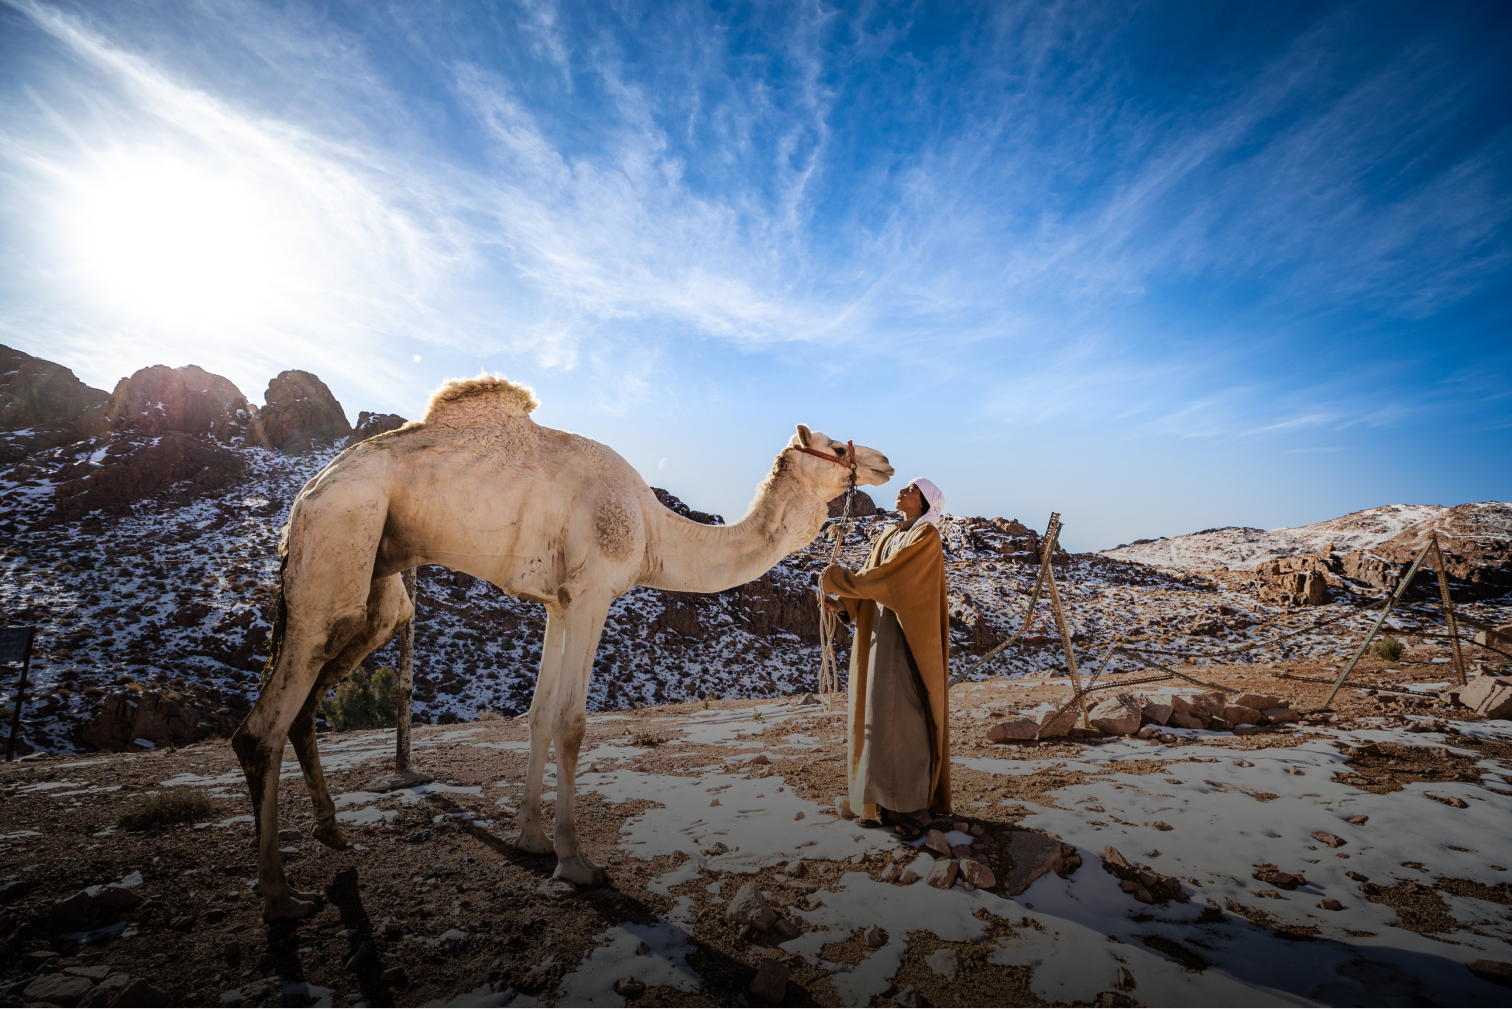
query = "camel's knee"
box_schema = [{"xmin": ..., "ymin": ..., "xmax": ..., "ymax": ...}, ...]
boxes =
[{"xmin": 554, "ymin": 712, "xmax": 587, "ymax": 756}]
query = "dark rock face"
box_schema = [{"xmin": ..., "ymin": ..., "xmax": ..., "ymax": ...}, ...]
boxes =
[
  {"xmin": 40, "ymin": 431, "xmax": 244, "ymax": 527},
  {"xmin": 347, "ymin": 410, "xmax": 409, "ymax": 446},
  {"xmin": 250, "ymin": 370, "xmax": 352, "ymax": 452},
  {"xmin": 652, "ymin": 487, "xmax": 724, "ymax": 525},
  {"xmin": 93, "ymin": 364, "xmax": 255, "ymax": 443},
  {"xmin": 78, "ymin": 689, "xmax": 214, "ymax": 752},
  {"xmin": 827, "ymin": 490, "xmax": 878, "ymax": 518},
  {"xmin": 0, "ymin": 344, "xmax": 108, "ymax": 461}
]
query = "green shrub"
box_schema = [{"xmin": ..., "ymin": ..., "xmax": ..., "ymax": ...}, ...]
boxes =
[
  {"xmin": 321, "ymin": 666, "xmax": 399, "ymax": 732},
  {"xmin": 1372, "ymin": 636, "xmax": 1404, "ymax": 661}
]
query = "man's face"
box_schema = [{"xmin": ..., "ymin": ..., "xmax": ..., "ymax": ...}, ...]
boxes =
[{"xmin": 895, "ymin": 483, "xmax": 923, "ymax": 515}]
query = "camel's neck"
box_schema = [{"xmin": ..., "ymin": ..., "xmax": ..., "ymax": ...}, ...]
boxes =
[{"xmin": 639, "ymin": 461, "xmax": 834, "ymax": 593}]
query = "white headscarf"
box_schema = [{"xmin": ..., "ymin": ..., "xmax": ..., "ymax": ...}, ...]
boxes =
[{"xmin": 910, "ymin": 477, "xmax": 945, "ymax": 531}]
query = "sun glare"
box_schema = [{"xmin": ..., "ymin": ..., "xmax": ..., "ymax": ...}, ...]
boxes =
[{"xmin": 64, "ymin": 151, "xmax": 292, "ymax": 329}]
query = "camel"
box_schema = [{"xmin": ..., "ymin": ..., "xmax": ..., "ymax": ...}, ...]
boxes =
[{"xmin": 232, "ymin": 374, "xmax": 893, "ymax": 920}]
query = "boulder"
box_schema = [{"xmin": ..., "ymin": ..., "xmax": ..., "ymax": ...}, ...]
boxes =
[
  {"xmin": 113, "ymin": 977, "xmax": 170, "ymax": 1007},
  {"xmin": 1005, "ymin": 830, "xmax": 1065, "ymax": 896},
  {"xmin": 1312, "ymin": 831, "xmax": 1346, "ymax": 848},
  {"xmin": 1088, "ymin": 693, "xmax": 1142, "ymax": 736},
  {"xmin": 749, "ymin": 958, "xmax": 789, "ymax": 1002},
  {"xmin": 925, "ymin": 860, "xmax": 958, "ymax": 890},
  {"xmin": 1264, "ymin": 707, "xmax": 1300, "ymax": 724},
  {"xmin": 1458, "ymin": 676, "xmax": 1512, "ymax": 720},
  {"xmin": 1474, "ymin": 625, "xmax": 1512, "ymax": 650},
  {"xmin": 1186, "ymin": 692, "xmax": 1228, "ymax": 717},
  {"xmin": 1139, "ymin": 699, "xmax": 1172, "ymax": 726},
  {"xmin": 986, "ymin": 718, "xmax": 1040, "ymax": 742},
  {"xmin": 249, "ymin": 370, "xmax": 352, "ymax": 452},
  {"xmin": 22, "ymin": 973, "xmax": 94, "ymax": 1007},
  {"xmin": 925, "ymin": 830, "xmax": 952, "ymax": 857},
  {"xmin": 79, "ymin": 690, "xmax": 212, "ymax": 752},
  {"xmin": 93, "ymin": 364, "xmax": 254, "ymax": 443},
  {"xmin": 1234, "ymin": 693, "xmax": 1282, "ymax": 711},
  {"xmin": 835, "ymin": 796, "xmax": 855, "ymax": 819},
  {"xmin": 827, "ymin": 490, "xmax": 878, "ymax": 518},
  {"xmin": 1223, "ymin": 705, "xmax": 1265, "ymax": 726},
  {"xmin": 1039, "ymin": 705, "xmax": 1078, "ymax": 738},
  {"xmin": 726, "ymin": 882, "xmax": 777, "ymax": 932},
  {"xmin": 346, "ymin": 410, "xmax": 408, "ymax": 446},
  {"xmin": 959, "ymin": 859, "xmax": 996, "ymax": 889},
  {"xmin": 1169, "ymin": 713, "xmax": 1205, "ymax": 731}
]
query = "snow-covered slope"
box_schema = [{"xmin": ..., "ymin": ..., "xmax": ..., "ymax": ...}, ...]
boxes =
[{"xmin": 1101, "ymin": 504, "xmax": 1457, "ymax": 571}]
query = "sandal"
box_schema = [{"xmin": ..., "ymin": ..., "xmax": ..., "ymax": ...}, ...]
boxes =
[{"xmin": 893, "ymin": 822, "xmax": 923, "ymax": 840}]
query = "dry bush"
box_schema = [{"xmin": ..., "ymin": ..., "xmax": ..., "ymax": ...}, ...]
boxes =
[
  {"xmin": 475, "ymin": 709, "xmax": 502, "ymax": 722},
  {"xmin": 116, "ymin": 786, "xmax": 220, "ymax": 832},
  {"xmin": 1373, "ymin": 636, "xmax": 1405, "ymax": 661}
]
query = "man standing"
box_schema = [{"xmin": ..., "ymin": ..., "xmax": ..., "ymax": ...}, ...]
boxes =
[{"xmin": 822, "ymin": 479, "xmax": 951, "ymax": 835}]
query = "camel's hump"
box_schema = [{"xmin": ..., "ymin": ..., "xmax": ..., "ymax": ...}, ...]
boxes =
[{"xmin": 423, "ymin": 373, "xmax": 539, "ymax": 423}]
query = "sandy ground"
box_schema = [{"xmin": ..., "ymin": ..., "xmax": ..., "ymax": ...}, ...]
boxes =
[{"xmin": 3, "ymin": 657, "xmax": 1512, "ymax": 1008}]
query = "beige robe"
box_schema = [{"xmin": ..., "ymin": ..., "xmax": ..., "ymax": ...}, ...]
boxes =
[{"xmin": 822, "ymin": 521, "xmax": 951, "ymax": 820}]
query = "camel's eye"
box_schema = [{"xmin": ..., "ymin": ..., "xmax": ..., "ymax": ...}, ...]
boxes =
[{"xmin": 833, "ymin": 444, "xmax": 847, "ymax": 456}]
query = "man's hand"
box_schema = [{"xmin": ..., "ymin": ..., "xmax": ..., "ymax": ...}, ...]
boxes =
[{"xmin": 821, "ymin": 594, "xmax": 841, "ymax": 613}]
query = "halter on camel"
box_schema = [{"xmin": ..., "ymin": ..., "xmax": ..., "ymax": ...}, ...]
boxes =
[{"xmin": 796, "ymin": 440, "xmax": 858, "ymax": 711}]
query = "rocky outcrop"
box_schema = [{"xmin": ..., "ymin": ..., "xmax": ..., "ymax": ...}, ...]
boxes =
[
  {"xmin": 78, "ymin": 689, "xmax": 215, "ymax": 752},
  {"xmin": 248, "ymin": 370, "xmax": 352, "ymax": 452},
  {"xmin": 827, "ymin": 490, "xmax": 878, "ymax": 518},
  {"xmin": 1254, "ymin": 556, "xmax": 1329, "ymax": 606},
  {"xmin": 652, "ymin": 487, "xmax": 724, "ymax": 525},
  {"xmin": 0, "ymin": 344, "xmax": 108, "ymax": 462},
  {"xmin": 347, "ymin": 410, "xmax": 409, "ymax": 446},
  {"xmin": 93, "ymin": 364, "xmax": 255, "ymax": 443},
  {"xmin": 40, "ymin": 431, "xmax": 244, "ymax": 527}
]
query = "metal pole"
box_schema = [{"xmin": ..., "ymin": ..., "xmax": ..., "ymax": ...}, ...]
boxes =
[
  {"xmin": 1430, "ymin": 535, "xmax": 1468, "ymax": 686},
  {"xmin": 1319, "ymin": 539, "xmax": 1436, "ymax": 710},
  {"xmin": 395, "ymin": 568, "xmax": 415, "ymax": 773},
  {"xmin": 5, "ymin": 629, "xmax": 35, "ymax": 762}
]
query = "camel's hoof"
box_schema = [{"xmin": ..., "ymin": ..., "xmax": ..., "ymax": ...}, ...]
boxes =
[
  {"xmin": 514, "ymin": 830, "xmax": 554, "ymax": 855},
  {"xmin": 553, "ymin": 855, "xmax": 606, "ymax": 886},
  {"xmin": 261, "ymin": 893, "xmax": 319, "ymax": 922},
  {"xmin": 309, "ymin": 820, "xmax": 349, "ymax": 851}
]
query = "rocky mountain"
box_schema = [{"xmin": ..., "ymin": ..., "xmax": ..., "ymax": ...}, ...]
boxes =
[
  {"xmin": 1102, "ymin": 502, "xmax": 1512, "ymax": 600},
  {"xmin": 2, "ymin": 344, "xmax": 1508, "ymax": 758}
]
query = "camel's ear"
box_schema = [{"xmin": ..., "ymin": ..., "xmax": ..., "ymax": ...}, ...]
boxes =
[{"xmin": 795, "ymin": 424, "xmax": 812, "ymax": 448}]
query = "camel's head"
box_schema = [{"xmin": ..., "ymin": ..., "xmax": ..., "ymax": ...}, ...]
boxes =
[{"xmin": 787, "ymin": 424, "xmax": 894, "ymax": 489}]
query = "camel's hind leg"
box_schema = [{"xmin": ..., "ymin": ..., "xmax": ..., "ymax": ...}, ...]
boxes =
[
  {"xmin": 232, "ymin": 485, "xmax": 389, "ymax": 921},
  {"xmin": 515, "ymin": 608, "xmax": 567, "ymax": 855},
  {"xmin": 289, "ymin": 573, "xmax": 413, "ymax": 851},
  {"xmin": 548, "ymin": 593, "xmax": 613, "ymax": 885}
]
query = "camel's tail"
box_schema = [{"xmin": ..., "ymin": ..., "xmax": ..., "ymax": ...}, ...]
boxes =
[{"xmin": 259, "ymin": 552, "xmax": 289, "ymax": 693}]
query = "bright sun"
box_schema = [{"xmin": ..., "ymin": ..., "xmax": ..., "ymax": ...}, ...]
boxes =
[{"xmin": 64, "ymin": 150, "xmax": 292, "ymax": 329}]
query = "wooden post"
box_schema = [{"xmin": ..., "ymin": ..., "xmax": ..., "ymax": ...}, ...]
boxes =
[
  {"xmin": 1042, "ymin": 543, "xmax": 1087, "ymax": 727},
  {"xmin": 3, "ymin": 627, "xmax": 35, "ymax": 762},
  {"xmin": 1429, "ymin": 535, "xmax": 1468, "ymax": 686},
  {"xmin": 395, "ymin": 568, "xmax": 416, "ymax": 773},
  {"xmin": 1319, "ymin": 539, "xmax": 1436, "ymax": 710}
]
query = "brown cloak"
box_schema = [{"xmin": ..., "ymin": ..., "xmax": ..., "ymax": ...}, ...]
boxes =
[{"xmin": 822, "ymin": 521, "xmax": 951, "ymax": 818}]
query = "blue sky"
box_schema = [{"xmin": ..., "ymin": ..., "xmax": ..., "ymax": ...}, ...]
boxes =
[{"xmin": 1, "ymin": 0, "xmax": 1508, "ymax": 551}]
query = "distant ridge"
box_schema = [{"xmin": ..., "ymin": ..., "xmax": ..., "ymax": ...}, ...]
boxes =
[{"xmin": 1101, "ymin": 503, "xmax": 1510, "ymax": 572}]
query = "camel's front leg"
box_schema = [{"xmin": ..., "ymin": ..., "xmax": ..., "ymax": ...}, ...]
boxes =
[
  {"xmin": 515, "ymin": 609, "xmax": 566, "ymax": 855},
  {"xmin": 550, "ymin": 596, "xmax": 612, "ymax": 886}
]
